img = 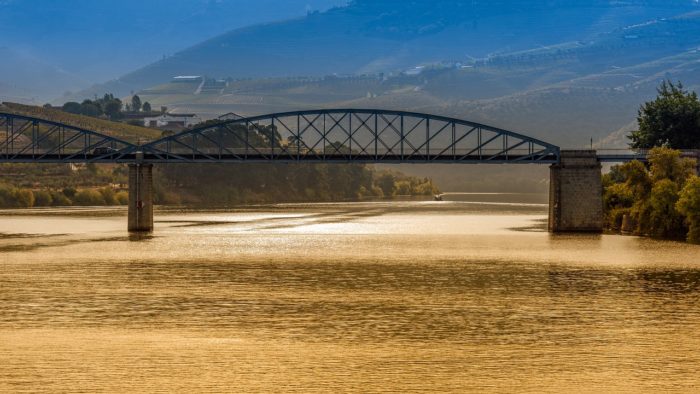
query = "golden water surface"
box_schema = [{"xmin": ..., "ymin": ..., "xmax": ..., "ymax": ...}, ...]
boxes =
[{"xmin": 1, "ymin": 195, "xmax": 700, "ymax": 393}]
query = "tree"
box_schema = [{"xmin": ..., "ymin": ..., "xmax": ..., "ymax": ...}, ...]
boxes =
[
  {"xmin": 143, "ymin": 102, "xmax": 152, "ymax": 113},
  {"xmin": 677, "ymin": 176, "xmax": 700, "ymax": 244},
  {"xmin": 73, "ymin": 189, "xmax": 106, "ymax": 206},
  {"xmin": 13, "ymin": 189, "xmax": 35, "ymax": 208},
  {"xmin": 618, "ymin": 160, "xmax": 651, "ymax": 200},
  {"xmin": 603, "ymin": 147, "xmax": 699, "ymax": 241},
  {"xmin": 629, "ymin": 80, "xmax": 700, "ymax": 149},
  {"xmin": 648, "ymin": 179, "xmax": 684, "ymax": 238},
  {"xmin": 648, "ymin": 146, "xmax": 696, "ymax": 184},
  {"xmin": 377, "ymin": 172, "xmax": 397, "ymax": 197},
  {"xmin": 80, "ymin": 100, "xmax": 102, "ymax": 117},
  {"xmin": 131, "ymin": 95, "xmax": 142, "ymax": 112},
  {"xmin": 103, "ymin": 99, "xmax": 122, "ymax": 119},
  {"xmin": 33, "ymin": 190, "xmax": 53, "ymax": 207},
  {"xmin": 62, "ymin": 102, "xmax": 82, "ymax": 114}
]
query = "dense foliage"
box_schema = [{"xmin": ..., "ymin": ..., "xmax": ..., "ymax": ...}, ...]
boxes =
[
  {"xmin": 154, "ymin": 163, "xmax": 437, "ymax": 205},
  {"xmin": 60, "ymin": 94, "xmax": 155, "ymax": 120},
  {"xmin": 0, "ymin": 163, "xmax": 128, "ymax": 208},
  {"xmin": 629, "ymin": 81, "xmax": 700, "ymax": 149},
  {"xmin": 603, "ymin": 147, "xmax": 699, "ymax": 243},
  {"xmin": 0, "ymin": 184, "xmax": 127, "ymax": 208}
]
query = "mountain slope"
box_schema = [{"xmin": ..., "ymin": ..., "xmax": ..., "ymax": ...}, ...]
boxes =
[
  {"xmin": 0, "ymin": 0, "xmax": 347, "ymax": 100},
  {"xmin": 74, "ymin": 0, "xmax": 698, "ymax": 100},
  {"xmin": 0, "ymin": 47, "xmax": 87, "ymax": 103}
]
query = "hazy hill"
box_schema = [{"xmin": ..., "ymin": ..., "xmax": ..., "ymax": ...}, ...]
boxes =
[
  {"xmin": 73, "ymin": 0, "xmax": 698, "ymax": 100},
  {"xmin": 0, "ymin": 0, "xmax": 346, "ymax": 101},
  {"xmin": 0, "ymin": 47, "xmax": 87, "ymax": 103},
  {"xmin": 130, "ymin": 10, "xmax": 700, "ymax": 147},
  {"xmin": 38, "ymin": 0, "xmax": 700, "ymax": 194}
]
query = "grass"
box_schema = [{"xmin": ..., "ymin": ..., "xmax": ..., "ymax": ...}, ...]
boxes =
[{"xmin": 1, "ymin": 102, "xmax": 163, "ymax": 143}]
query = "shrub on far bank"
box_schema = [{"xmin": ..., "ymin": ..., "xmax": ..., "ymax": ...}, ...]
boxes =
[
  {"xmin": 115, "ymin": 191, "xmax": 129, "ymax": 205},
  {"xmin": 0, "ymin": 184, "xmax": 127, "ymax": 208},
  {"xmin": 677, "ymin": 176, "xmax": 700, "ymax": 244},
  {"xmin": 99, "ymin": 188, "xmax": 118, "ymax": 205},
  {"xmin": 603, "ymin": 147, "xmax": 699, "ymax": 243},
  {"xmin": 73, "ymin": 189, "xmax": 106, "ymax": 206},
  {"xmin": 50, "ymin": 191, "xmax": 72, "ymax": 207},
  {"xmin": 0, "ymin": 184, "xmax": 34, "ymax": 208},
  {"xmin": 33, "ymin": 190, "xmax": 53, "ymax": 207}
]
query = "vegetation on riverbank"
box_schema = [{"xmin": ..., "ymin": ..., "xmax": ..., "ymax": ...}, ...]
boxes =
[
  {"xmin": 0, "ymin": 183, "xmax": 128, "ymax": 208},
  {"xmin": 603, "ymin": 81, "xmax": 700, "ymax": 244},
  {"xmin": 0, "ymin": 163, "xmax": 438, "ymax": 208},
  {"xmin": 154, "ymin": 164, "xmax": 438, "ymax": 205},
  {"xmin": 603, "ymin": 148, "xmax": 699, "ymax": 243}
]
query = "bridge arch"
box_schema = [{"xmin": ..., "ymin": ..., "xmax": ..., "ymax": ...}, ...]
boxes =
[
  {"xmin": 0, "ymin": 112, "xmax": 138, "ymax": 163},
  {"xmin": 142, "ymin": 109, "xmax": 560, "ymax": 164}
]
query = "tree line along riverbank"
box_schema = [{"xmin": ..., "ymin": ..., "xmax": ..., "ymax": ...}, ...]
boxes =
[
  {"xmin": 603, "ymin": 148, "xmax": 700, "ymax": 243},
  {"xmin": 603, "ymin": 80, "xmax": 700, "ymax": 244},
  {"xmin": 0, "ymin": 162, "xmax": 439, "ymax": 209}
]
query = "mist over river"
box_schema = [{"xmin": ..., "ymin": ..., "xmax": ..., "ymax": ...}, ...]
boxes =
[{"xmin": 1, "ymin": 194, "xmax": 700, "ymax": 392}]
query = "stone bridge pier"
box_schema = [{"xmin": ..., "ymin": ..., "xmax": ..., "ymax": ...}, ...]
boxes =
[
  {"xmin": 128, "ymin": 163, "xmax": 154, "ymax": 232},
  {"xmin": 548, "ymin": 150, "xmax": 603, "ymax": 233}
]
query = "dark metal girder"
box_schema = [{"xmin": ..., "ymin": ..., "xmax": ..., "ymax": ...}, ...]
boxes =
[{"xmin": 1, "ymin": 110, "xmax": 565, "ymax": 164}]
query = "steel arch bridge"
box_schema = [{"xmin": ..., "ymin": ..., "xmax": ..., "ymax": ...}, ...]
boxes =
[
  {"xmin": 1, "ymin": 109, "xmax": 561, "ymax": 164},
  {"xmin": 0, "ymin": 112, "xmax": 138, "ymax": 163}
]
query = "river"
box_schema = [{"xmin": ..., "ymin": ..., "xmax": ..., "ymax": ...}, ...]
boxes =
[{"xmin": 1, "ymin": 194, "xmax": 699, "ymax": 392}]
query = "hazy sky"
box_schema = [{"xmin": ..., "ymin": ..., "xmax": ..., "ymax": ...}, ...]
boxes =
[{"xmin": 0, "ymin": 0, "xmax": 348, "ymax": 81}]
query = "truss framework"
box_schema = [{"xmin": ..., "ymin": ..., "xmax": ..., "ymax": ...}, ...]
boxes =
[
  {"xmin": 141, "ymin": 109, "xmax": 561, "ymax": 164},
  {"xmin": 1, "ymin": 110, "xmax": 563, "ymax": 164},
  {"xmin": 0, "ymin": 113, "xmax": 138, "ymax": 163}
]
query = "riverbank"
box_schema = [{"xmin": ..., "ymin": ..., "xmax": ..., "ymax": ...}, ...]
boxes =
[{"xmin": 603, "ymin": 147, "xmax": 700, "ymax": 244}]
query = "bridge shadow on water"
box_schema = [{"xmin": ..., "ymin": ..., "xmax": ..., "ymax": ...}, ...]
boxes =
[{"xmin": 159, "ymin": 207, "xmax": 397, "ymax": 231}]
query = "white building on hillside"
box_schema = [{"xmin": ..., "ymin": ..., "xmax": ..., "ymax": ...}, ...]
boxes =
[{"xmin": 143, "ymin": 113, "xmax": 201, "ymax": 128}]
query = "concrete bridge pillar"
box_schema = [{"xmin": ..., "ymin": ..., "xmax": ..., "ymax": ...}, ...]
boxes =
[
  {"xmin": 548, "ymin": 150, "xmax": 603, "ymax": 233},
  {"xmin": 128, "ymin": 163, "xmax": 154, "ymax": 232}
]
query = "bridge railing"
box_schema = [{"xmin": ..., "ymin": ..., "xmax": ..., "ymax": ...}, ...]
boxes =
[
  {"xmin": 596, "ymin": 149, "xmax": 700, "ymax": 162},
  {"xmin": 139, "ymin": 146, "xmax": 557, "ymax": 162}
]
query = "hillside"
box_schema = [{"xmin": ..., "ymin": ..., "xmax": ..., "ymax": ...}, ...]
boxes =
[
  {"xmin": 45, "ymin": 1, "xmax": 700, "ymax": 194},
  {"xmin": 70, "ymin": 0, "xmax": 699, "ymax": 100},
  {"xmin": 1, "ymin": 102, "xmax": 163, "ymax": 143},
  {"xmin": 0, "ymin": 0, "xmax": 346, "ymax": 100},
  {"xmin": 0, "ymin": 47, "xmax": 87, "ymax": 103}
]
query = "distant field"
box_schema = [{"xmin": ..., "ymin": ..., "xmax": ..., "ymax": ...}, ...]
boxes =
[{"xmin": 1, "ymin": 102, "xmax": 163, "ymax": 143}]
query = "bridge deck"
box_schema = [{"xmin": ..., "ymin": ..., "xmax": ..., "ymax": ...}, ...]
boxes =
[{"xmin": 1, "ymin": 153, "xmax": 560, "ymax": 164}]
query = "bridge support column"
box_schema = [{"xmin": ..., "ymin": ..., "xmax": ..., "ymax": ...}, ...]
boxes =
[
  {"xmin": 128, "ymin": 164, "xmax": 154, "ymax": 232},
  {"xmin": 548, "ymin": 150, "xmax": 603, "ymax": 233}
]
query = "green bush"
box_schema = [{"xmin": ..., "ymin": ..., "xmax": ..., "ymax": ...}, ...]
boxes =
[
  {"xmin": 99, "ymin": 188, "xmax": 118, "ymax": 205},
  {"xmin": 33, "ymin": 190, "xmax": 53, "ymax": 207},
  {"xmin": 648, "ymin": 179, "xmax": 684, "ymax": 238},
  {"xmin": 50, "ymin": 191, "xmax": 72, "ymax": 206},
  {"xmin": 677, "ymin": 176, "xmax": 700, "ymax": 244},
  {"xmin": 603, "ymin": 148, "xmax": 699, "ymax": 242},
  {"xmin": 73, "ymin": 189, "xmax": 106, "ymax": 206},
  {"xmin": 0, "ymin": 184, "xmax": 16, "ymax": 208},
  {"xmin": 13, "ymin": 189, "xmax": 34, "ymax": 208},
  {"xmin": 62, "ymin": 187, "xmax": 77, "ymax": 198},
  {"xmin": 115, "ymin": 191, "xmax": 129, "ymax": 205}
]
